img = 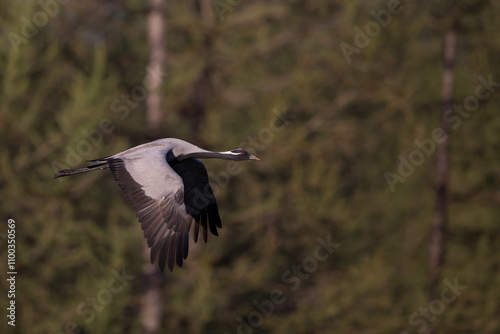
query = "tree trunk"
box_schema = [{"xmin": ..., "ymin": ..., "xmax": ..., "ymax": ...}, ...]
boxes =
[
  {"xmin": 426, "ymin": 5, "xmax": 457, "ymax": 334},
  {"xmin": 145, "ymin": 0, "xmax": 166, "ymax": 139},
  {"xmin": 140, "ymin": 245, "xmax": 163, "ymax": 334},
  {"xmin": 141, "ymin": 0, "xmax": 166, "ymax": 333}
]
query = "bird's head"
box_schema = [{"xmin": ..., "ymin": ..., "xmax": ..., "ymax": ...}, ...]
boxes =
[{"xmin": 229, "ymin": 149, "xmax": 261, "ymax": 161}]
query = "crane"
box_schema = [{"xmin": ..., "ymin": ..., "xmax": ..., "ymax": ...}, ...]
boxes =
[{"xmin": 54, "ymin": 138, "xmax": 260, "ymax": 272}]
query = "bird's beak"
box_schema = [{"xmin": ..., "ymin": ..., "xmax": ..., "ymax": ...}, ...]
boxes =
[{"xmin": 249, "ymin": 155, "xmax": 261, "ymax": 161}]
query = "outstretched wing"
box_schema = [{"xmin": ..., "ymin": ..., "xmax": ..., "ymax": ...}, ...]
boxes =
[
  {"xmin": 107, "ymin": 156, "xmax": 190, "ymax": 273},
  {"xmin": 168, "ymin": 158, "xmax": 222, "ymax": 243}
]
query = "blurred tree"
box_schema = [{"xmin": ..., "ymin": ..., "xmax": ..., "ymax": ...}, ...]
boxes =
[
  {"xmin": 427, "ymin": 2, "xmax": 458, "ymax": 334},
  {"xmin": 140, "ymin": 1, "xmax": 166, "ymax": 333}
]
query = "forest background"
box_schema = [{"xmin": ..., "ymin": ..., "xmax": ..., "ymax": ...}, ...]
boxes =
[{"xmin": 1, "ymin": 0, "xmax": 499, "ymax": 333}]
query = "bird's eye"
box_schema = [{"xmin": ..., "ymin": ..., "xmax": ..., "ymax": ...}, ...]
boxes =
[{"xmin": 240, "ymin": 151, "xmax": 245, "ymax": 155}]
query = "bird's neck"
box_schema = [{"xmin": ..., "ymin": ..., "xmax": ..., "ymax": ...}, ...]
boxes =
[{"xmin": 177, "ymin": 151, "xmax": 240, "ymax": 161}]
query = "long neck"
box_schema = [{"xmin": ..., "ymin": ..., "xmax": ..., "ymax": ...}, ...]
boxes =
[{"xmin": 178, "ymin": 150, "xmax": 240, "ymax": 161}]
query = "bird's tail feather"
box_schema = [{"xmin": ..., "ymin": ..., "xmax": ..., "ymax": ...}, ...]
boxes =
[{"xmin": 53, "ymin": 160, "xmax": 109, "ymax": 179}]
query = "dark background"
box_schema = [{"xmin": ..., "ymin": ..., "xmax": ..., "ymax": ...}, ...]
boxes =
[{"xmin": 1, "ymin": 0, "xmax": 499, "ymax": 333}]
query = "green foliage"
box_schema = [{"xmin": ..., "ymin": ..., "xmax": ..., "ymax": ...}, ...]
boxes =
[{"xmin": 1, "ymin": 0, "xmax": 499, "ymax": 333}]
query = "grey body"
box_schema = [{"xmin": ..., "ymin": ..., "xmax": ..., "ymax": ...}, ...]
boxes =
[{"xmin": 54, "ymin": 138, "xmax": 259, "ymax": 272}]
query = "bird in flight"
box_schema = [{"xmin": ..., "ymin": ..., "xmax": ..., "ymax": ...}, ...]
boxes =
[{"xmin": 54, "ymin": 138, "xmax": 260, "ymax": 272}]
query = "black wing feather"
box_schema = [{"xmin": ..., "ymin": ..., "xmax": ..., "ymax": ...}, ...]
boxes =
[{"xmin": 169, "ymin": 158, "xmax": 222, "ymax": 242}]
